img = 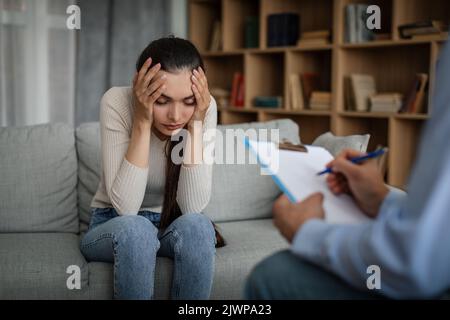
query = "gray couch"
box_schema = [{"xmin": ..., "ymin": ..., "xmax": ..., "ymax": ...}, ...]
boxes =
[{"xmin": 0, "ymin": 119, "xmax": 369, "ymax": 300}]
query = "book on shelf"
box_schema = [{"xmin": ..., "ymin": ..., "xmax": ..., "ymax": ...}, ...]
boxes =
[
  {"xmin": 210, "ymin": 88, "xmax": 231, "ymax": 108},
  {"xmin": 288, "ymin": 74, "xmax": 305, "ymax": 111},
  {"xmin": 345, "ymin": 74, "xmax": 377, "ymax": 112},
  {"xmin": 310, "ymin": 91, "xmax": 331, "ymax": 111},
  {"xmin": 245, "ymin": 16, "xmax": 259, "ymax": 48},
  {"xmin": 253, "ymin": 96, "xmax": 283, "ymax": 108},
  {"xmin": 297, "ymin": 30, "xmax": 331, "ymax": 46},
  {"xmin": 209, "ymin": 20, "xmax": 222, "ymax": 51},
  {"xmin": 301, "ymin": 73, "xmax": 320, "ymax": 108},
  {"xmin": 412, "ymin": 32, "xmax": 449, "ymax": 41},
  {"xmin": 400, "ymin": 73, "xmax": 429, "ymax": 114},
  {"xmin": 267, "ymin": 13, "xmax": 300, "ymax": 47},
  {"xmin": 369, "ymin": 93, "xmax": 403, "ymax": 113},
  {"xmin": 230, "ymin": 72, "xmax": 245, "ymax": 108},
  {"xmin": 399, "ymin": 20, "xmax": 449, "ymax": 39},
  {"xmin": 345, "ymin": 4, "xmax": 375, "ymax": 44}
]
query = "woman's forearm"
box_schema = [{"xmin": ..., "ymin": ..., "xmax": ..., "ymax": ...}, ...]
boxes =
[
  {"xmin": 125, "ymin": 118, "xmax": 152, "ymax": 168},
  {"xmin": 183, "ymin": 121, "xmax": 204, "ymax": 167}
]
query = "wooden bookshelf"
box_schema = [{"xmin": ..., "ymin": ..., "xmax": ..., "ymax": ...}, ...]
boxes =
[{"xmin": 189, "ymin": 0, "xmax": 448, "ymax": 189}]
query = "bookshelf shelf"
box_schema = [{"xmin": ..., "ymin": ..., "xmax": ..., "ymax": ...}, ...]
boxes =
[
  {"xmin": 338, "ymin": 111, "xmax": 392, "ymax": 118},
  {"xmin": 339, "ymin": 38, "xmax": 444, "ymax": 48},
  {"xmin": 394, "ymin": 113, "xmax": 429, "ymax": 120},
  {"xmin": 245, "ymin": 51, "xmax": 285, "ymax": 108},
  {"xmin": 264, "ymin": 109, "xmax": 332, "ymax": 116},
  {"xmin": 189, "ymin": 0, "xmax": 448, "ymax": 188},
  {"xmin": 219, "ymin": 107, "xmax": 259, "ymax": 113}
]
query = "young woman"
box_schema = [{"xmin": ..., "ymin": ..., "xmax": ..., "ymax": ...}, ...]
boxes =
[{"xmin": 80, "ymin": 37, "xmax": 223, "ymax": 300}]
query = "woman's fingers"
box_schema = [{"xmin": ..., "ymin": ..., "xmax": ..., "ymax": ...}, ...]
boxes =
[
  {"xmin": 147, "ymin": 83, "xmax": 166, "ymax": 104},
  {"xmin": 198, "ymin": 67, "xmax": 208, "ymax": 86},
  {"xmin": 192, "ymin": 83, "xmax": 203, "ymax": 105},
  {"xmin": 146, "ymin": 73, "xmax": 166, "ymax": 96},
  {"xmin": 142, "ymin": 63, "xmax": 161, "ymax": 89},
  {"xmin": 137, "ymin": 57, "xmax": 152, "ymax": 82},
  {"xmin": 193, "ymin": 68, "xmax": 207, "ymax": 88},
  {"xmin": 132, "ymin": 72, "xmax": 138, "ymax": 87}
]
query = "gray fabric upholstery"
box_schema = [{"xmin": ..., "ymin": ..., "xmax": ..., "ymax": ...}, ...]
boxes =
[
  {"xmin": 0, "ymin": 220, "xmax": 287, "ymax": 300},
  {"xmin": 75, "ymin": 119, "xmax": 301, "ymax": 226},
  {"xmin": 204, "ymin": 119, "xmax": 301, "ymax": 222},
  {"xmin": 0, "ymin": 123, "xmax": 78, "ymax": 233},
  {"xmin": 76, "ymin": 123, "xmax": 101, "ymax": 233},
  {"xmin": 0, "ymin": 233, "xmax": 89, "ymax": 299},
  {"xmin": 312, "ymin": 131, "xmax": 370, "ymax": 157}
]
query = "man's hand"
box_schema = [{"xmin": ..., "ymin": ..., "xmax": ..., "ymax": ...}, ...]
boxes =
[
  {"xmin": 273, "ymin": 193, "xmax": 325, "ymax": 243},
  {"xmin": 326, "ymin": 148, "xmax": 389, "ymax": 218}
]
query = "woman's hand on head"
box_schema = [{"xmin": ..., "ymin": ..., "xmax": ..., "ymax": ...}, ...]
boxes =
[
  {"xmin": 132, "ymin": 57, "xmax": 167, "ymax": 126},
  {"xmin": 190, "ymin": 67, "xmax": 211, "ymax": 125}
]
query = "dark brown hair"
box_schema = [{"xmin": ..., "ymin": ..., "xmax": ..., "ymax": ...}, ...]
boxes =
[{"xmin": 136, "ymin": 36, "xmax": 225, "ymax": 248}]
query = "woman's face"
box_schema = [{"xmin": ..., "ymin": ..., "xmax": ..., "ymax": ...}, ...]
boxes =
[{"xmin": 151, "ymin": 68, "xmax": 196, "ymax": 138}]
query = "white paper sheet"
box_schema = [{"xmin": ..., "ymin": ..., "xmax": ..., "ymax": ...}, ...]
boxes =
[{"xmin": 246, "ymin": 139, "xmax": 370, "ymax": 224}]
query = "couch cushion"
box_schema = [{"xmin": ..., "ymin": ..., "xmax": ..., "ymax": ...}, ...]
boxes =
[
  {"xmin": 0, "ymin": 233, "xmax": 89, "ymax": 299},
  {"xmin": 204, "ymin": 119, "xmax": 301, "ymax": 222},
  {"xmin": 85, "ymin": 219, "xmax": 288, "ymax": 300},
  {"xmin": 312, "ymin": 131, "xmax": 370, "ymax": 157},
  {"xmin": 76, "ymin": 119, "xmax": 300, "ymax": 227},
  {"xmin": 76, "ymin": 123, "xmax": 102, "ymax": 233},
  {"xmin": 0, "ymin": 123, "xmax": 78, "ymax": 233}
]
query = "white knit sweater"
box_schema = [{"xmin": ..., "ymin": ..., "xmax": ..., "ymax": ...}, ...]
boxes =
[{"xmin": 91, "ymin": 86, "xmax": 217, "ymax": 215}]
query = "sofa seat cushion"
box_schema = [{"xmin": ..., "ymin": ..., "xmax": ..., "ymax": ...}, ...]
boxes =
[
  {"xmin": 86, "ymin": 219, "xmax": 289, "ymax": 300},
  {"xmin": 0, "ymin": 233, "xmax": 89, "ymax": 299}
]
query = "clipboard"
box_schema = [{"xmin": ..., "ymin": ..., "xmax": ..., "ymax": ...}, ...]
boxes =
[{"xmin": 244, "ymin": 137, "xmax": 369, "ymax": 225}]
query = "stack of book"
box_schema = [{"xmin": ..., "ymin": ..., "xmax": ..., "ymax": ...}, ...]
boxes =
[
  {"xmin": 400, "ymin": 73, "xmax": 429, "ymax": 114},
  {"xmin": 310, "ymin": 92, "xmax": 331, "ymax": 111},
  {"xmin": 297, "ymin": 30, "xmax": 330, "ymax": 46},
  {"xmin": 345, "ymin": 74, "xmax": 377, "ymax": 112},
  {"xmin": 267, "ymin": 13, "xmax": 300, "ymax": 47},
  {"xmin": 230, "ymin": 72, "xmax": 245, "ymax": 107},
  {"xmin": 210, "ymin": 88, "xmax": 231, "ymax": 108},
  {"xmin": 369, "ymin": 93, "xmax": 403, "ymax": 113},
  {"xmin": 253, "ymin": 96, "xmax": 283, "ymax": 108},
  {"xmin": 288, "ymin": 72, "xmax": 326, "ymax": 110},
  {"xmin": 399, "ymin": 20, "xmax": 449, "ymax": 40},
  {"xmin": 345, "ymin": 4, "xmax": 375, "ymax": 43}
]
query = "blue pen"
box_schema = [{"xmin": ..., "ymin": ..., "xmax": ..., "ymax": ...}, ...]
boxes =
[{"xmin": 317, "ymin": 147, "xmax": 388, "ymax": 176}]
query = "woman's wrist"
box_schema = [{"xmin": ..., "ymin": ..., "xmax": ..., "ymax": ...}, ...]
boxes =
[{"xmin": 133, "ymin": 114, "xmax": 152, "ymax": 133}]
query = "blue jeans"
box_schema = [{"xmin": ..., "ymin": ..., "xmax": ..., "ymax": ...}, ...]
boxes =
[
  {"xmin": 244, "ymin": 250, "xmax": 383, "ymax": 300},
  {"xmin": 80, "ymin": 208, "xmax": 216, "ymax": 300}
]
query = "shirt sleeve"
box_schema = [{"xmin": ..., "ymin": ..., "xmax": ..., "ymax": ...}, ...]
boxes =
[
  {"xmin": 291, "ymin": 158, "xmax": 450, "ymax": 299},
  {"xmin": 100, "ymin": 88, "xmax": 149, "ymax": 215},
  {"xmin": 176, "ymin": 96, "xmax": 217, "ymax": 214}
]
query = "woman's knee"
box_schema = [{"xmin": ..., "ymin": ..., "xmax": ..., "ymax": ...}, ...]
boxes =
[
  {"xmin": 172, "ymin": 213, "xmax": 215, "ymax": 248},
  {"xmin": 114, "ymin": 215, "xmax": 160, "ymax": 251}
]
